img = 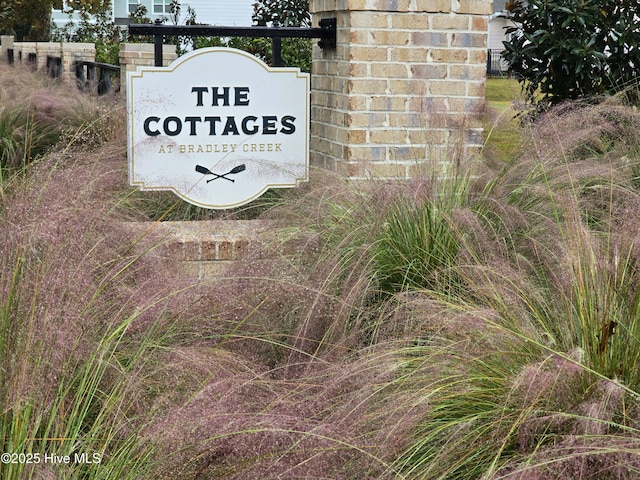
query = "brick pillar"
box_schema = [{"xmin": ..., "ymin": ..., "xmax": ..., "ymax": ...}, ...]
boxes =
[
  {"xmin": 61, "ymin": 43, "xmax": 96, "ymax": 85},
  {"xmin": 310, "ymin": 0, "xmax": 491, "ymax": 179},
  {"xmin": 36, "ymin": 42, "xmax": 62, "ymax": 74},
  {"xmin": 119, "ymin": 43, "xmax": 177, "ymax": 93},
  {"xmin": 0, "ymin": 35, "xmax": 14, "ymax": 63}
]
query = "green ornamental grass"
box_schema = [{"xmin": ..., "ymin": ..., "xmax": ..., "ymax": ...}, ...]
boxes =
[{"xmin": 4, "ymin": 64, "xmax": 640, "ymax": 479}]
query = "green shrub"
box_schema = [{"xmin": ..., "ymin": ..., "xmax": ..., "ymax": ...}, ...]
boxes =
[{"xmin": 503, "ymin": 0, "xmax": 640, "ymax": 106}]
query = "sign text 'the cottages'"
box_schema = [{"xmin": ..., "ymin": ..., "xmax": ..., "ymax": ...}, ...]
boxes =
[{"xmin": 127, "ymin": 47, "xmax": 310, "ymax": 209}]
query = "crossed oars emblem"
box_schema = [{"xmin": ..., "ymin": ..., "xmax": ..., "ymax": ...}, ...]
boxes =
[{"xmin": 195, "ymin": 164, "xmax": 246, "ymax": 183}]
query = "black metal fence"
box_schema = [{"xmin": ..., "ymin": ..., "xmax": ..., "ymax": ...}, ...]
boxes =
[
  {"xmin": 487, "ymin": 49, "xmax": 510, "ymax": 77},
  {"xmin": 73, "ymin": 60, "xmax": 120, "ymax": 95},
  {"xmin": 6, "ymin": 20, "xmax": 334, "ymax": 95},
  {"xmin": 7, "ymin": 49, "xmax": 36, "ymax": 68},
  {"xmin": 5, "ymin": 50, "xmax": 120, "ymax": 95}
]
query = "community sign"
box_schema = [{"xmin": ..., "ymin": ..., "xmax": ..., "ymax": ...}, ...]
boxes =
[{"xmin": 127, "ymin": 47, "xmax": 310, "ymax": 209}]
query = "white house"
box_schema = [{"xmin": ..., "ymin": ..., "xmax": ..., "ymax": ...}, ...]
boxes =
[
  {"xmin": 52, "ymin": 0, "xmax": 254, "ymax": 29},
  {"xmin": 488, "ymin": 0, "xmax": 518, "ymax": 74},
  {"xmin": 489, "ymin": 0, "xmax": 517, "ymax": 51}
]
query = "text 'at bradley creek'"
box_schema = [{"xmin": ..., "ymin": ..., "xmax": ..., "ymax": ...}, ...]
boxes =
[
  {"xmin": 157, "ymin": 143, "xmax": 283, "ymax": 154},
  {"xmin": 142, "ymin": 86, "xmax": 298, "ymax": 137}
]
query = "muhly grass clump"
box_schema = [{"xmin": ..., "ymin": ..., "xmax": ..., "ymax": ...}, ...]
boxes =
[
  {"xmin": 0, "ymin": 78, "xmax": 210, "ymax": 478},
  {"xmin": 383, "ymin": 95, "xmax": 640, "ymax": 479},
  {"xmin": 0, "ymin": 64, "xmax": 115, "ymax": 186},
  {"xmin": 0, "ymin": 69, "xmax": 415, "ymax": 479},
  {"xmin": 128, "ymin": 174, "xmax": 428, "ymax": 478},
  {"xmin": 1, "ymin": 147, "xmax": 152, "ymax": 478},
  {"xmin": 7, "ymin": 65, "xmax": 640, "ymax": 479}
]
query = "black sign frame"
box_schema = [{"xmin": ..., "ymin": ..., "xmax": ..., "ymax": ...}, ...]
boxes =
[{"xmin": 128, "ymin": 18, "xmax": 337, "ymax": 67}]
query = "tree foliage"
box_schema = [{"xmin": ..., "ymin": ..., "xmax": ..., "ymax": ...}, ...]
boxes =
[
  {"xmin": 192, "ymin": 0, "xmax": 311, "ymax": 72},
  {"xmin": 248, "ymin": 0, "xmax": 312, "ymax": 71},
  {"xmin": 64, "ymin": 0, "xmax": 110, "ymax": 16},
  {"xmin": 253, "ymin": 0, "xmax": 310, "ymax": 27},
  {"xmin": 0, "ymin": 0, "xmax": 54, "ymax": 40},
  {"xmin": 52, "ymin": 1, "xmax": 189, "ymax": 63},
  {"xmin": 0, "ymin": 0, "xmax": 109, "ymax": 41},
  {"xmin": 503, "ymin": 0, "xmax": 640, "ymax": 105},
  {"xmin": 51, "ymin": 0, "xmax": 126, "ymax": 64}
]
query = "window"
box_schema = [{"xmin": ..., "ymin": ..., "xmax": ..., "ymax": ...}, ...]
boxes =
[
  {"xmin": 153, "ymin": 0, "xmax": 171, "ymax": 14},
  {"xmin": 128, "ymin": 1, "xmax": 139, "ymax": 14}
]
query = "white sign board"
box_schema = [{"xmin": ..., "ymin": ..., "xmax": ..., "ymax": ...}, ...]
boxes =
[{"xmin": 127, "ymin": 47, "xmax": 310, "ymax": 209}]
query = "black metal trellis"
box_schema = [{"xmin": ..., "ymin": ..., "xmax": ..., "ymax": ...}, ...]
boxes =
[{"xmin": 128, "ymin": 18, "xmax": 337, "ymax": 68}]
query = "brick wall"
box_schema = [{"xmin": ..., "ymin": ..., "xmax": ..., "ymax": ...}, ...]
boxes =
[
  {"xmin": 0, "ymin": 37, "xmax": 176, "ymax": 94},
  {"xmin": 0, "ymin": 37, "xmax": 96, "ymax": 86},
  {"xmin": 119, "ymin": 43, "xmax": 177, "ymax": 89},
  {"xmin": 122, "ymin": 220, "xmax": 305, "ymax": 279},
  {"xmin": 60, "ymin": 43, "xmax": 96, "ymax": 85},
  {"xmin": 310, "ymin": 0, "xmax": 491, "ymax": 179}
]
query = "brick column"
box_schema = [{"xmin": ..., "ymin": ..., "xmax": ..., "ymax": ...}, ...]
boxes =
[
  {"xmin": 310, "ymin": 0, "xmax": 491, "ymax": 179},
  {"xmin": 119, "ymin": 43, "xmax": 177, "ymax": 93},
  {"xmin": 61, "ymin": 42, "xmax": 96, "ymax": 85},
  {"xmin": 15, "ymin": 42, "xmax": 37, "ymax": 66},
  {"xmin": 0, "ymin": 35, "xmax": 14, "ymax": 63},
  {"xmin": 35, "ymin": 42, "xmax": 62, "ymax": 74}
]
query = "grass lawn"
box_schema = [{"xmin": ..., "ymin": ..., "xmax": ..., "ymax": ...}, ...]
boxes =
[
  {"xmin": 486, "ymin": 77, "xmax": 524, "ymax": 109},
  {"xmin": 483, "ymin": 77, "xmax": 526, "ymax": 163}
]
